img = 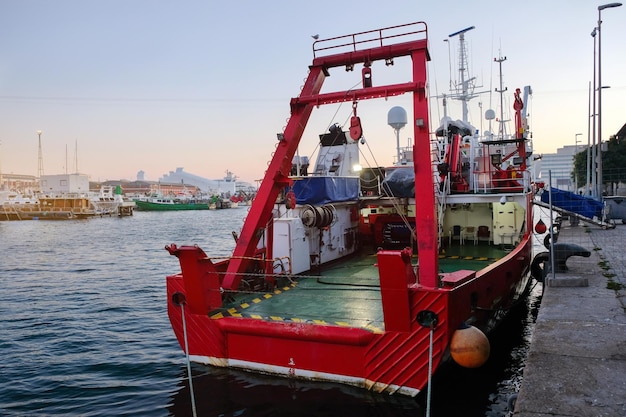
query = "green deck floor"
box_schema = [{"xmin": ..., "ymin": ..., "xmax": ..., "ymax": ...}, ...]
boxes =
[{"xmin": 213, "ymin": 244, "xmax": 510, "ymax": 330}]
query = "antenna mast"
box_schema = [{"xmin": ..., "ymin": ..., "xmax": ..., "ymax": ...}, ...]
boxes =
[
  {"xmin": 448, "ymin": 26, "xmax": 477, "ymax": 123},
  {"xmin": 494, "ymin": 54, "xmax": 508, "ymax": 138}
]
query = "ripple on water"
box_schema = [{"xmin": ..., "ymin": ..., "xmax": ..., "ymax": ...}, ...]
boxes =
[{"xmin": 0, "ymin": 210, "xmax": 539, "ymax": 416}]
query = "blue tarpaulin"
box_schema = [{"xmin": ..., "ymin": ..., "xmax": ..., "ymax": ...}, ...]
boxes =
[
  {"xmin": 382, "ymin": 167, "xmax": 415, "ymax": 197},
  {"xmin": 291, "ymin": 177, "xmax": 359, "ymax": 205},
  {"xmin": 540, "ymin": 187, "xmax": 603, "ymax": 220}
]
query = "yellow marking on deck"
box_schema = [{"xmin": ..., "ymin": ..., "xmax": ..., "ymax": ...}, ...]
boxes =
[
  {"xmin": 240, "ymin": 303, "xmax": 250, "ymax": 309},
  {"xmin": 365, "ymin": 324, "xmax": 384, "ymax": 333},
  {"xmin": 227, "ymin": 308, "xmax": 238, "ymax": 314},
  {"xmin": 252, "ymin": 298, "xmax": 261, "ymax": 304},
  {"xmin": 438, "ymin": 254, "xmax": 499, "ymax": 262},
  {"xmin": 210, "ymin": 310, "xmax": 384, "ymax": 333},
  {"xmin": 263, "ymin": 294, "xmax": 272, "ymax": 299}
]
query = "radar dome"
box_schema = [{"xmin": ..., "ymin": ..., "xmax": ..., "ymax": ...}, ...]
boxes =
[
  {"xmin": 388, "ymin": 106, "xmax": 407, "ymax": 130},
  {"xmin": 485, "ymin": 109, "xmax": 496, "ymax": 121}
]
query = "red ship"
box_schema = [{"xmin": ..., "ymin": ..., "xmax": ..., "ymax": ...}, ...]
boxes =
[{"xmin": 165, "ymin": 22, "xmax": 537, "ymax": 397}]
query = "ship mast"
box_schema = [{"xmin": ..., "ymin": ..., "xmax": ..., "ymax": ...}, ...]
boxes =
[
  {"xmin": 494, "ymin": 54, "xmax": 509, "ymax": 139},
  {"xmin": 448, "ymin": 26, "xmax": 477, "ymax": 123}
]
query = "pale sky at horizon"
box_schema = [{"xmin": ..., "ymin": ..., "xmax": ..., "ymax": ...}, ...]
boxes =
[{"xmin": 1, "ymin": 0, "xmax": 624, "ymax": 184}]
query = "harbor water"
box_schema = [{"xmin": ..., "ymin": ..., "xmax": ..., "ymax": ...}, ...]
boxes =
[{"xmin": 0, "ymin": 209, "xmax": 543, "ymax": 416}]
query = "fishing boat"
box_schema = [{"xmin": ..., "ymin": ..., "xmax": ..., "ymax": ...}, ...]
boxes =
[
  {"xmin": 90, "ymin": 185, "xmax": 135, "ymax": 216},
  {"xmin": 133, "ymin": 194, "xmax": 210, "ymax": 211},
  {"xmin": 165, "ymin": 22, "xmax": 538, "ymax": 397}
]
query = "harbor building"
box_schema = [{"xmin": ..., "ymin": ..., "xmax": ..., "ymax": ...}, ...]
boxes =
[{"xmin": 534, "ymin": 145, "xmax": 577, "ymax": 191}]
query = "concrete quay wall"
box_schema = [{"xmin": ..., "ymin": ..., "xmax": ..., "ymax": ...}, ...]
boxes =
[{"xmin": 513, "ymin": 223, "xmax": 626, "ymax": 416}]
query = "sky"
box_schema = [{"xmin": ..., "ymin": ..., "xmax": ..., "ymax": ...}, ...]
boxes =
[{"xmin": 0, "ymin": 0, "xmax": 624, "ymax": 184}]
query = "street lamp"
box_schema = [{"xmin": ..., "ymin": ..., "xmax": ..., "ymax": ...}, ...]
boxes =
[
  {"xmin": 574, "ymin": 133, "xmax": 582, "ymax": 192},
  {"xmin": 37, "ymin": 130, "xmax": 44, "ymax": 181},
  {"xmin": 586, "ymin": 80, "xmax": 593, "ymax": 196},
  {"xmin": 590, "ymin": 28, "xmax": 597, "ymax": 198},
  {"xmin": 597, "ymin": 2, "xmax": 622, "ymax": 198}
]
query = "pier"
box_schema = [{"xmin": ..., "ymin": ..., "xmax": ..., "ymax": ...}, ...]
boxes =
[{"xmin": 514, "ymin": 222, "xmax": 626, "ymax": 416}]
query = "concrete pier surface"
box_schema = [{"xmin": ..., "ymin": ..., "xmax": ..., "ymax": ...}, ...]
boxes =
[{"xmin": 513, "ymin": 223, "xmax": 626, "ymax": 417}]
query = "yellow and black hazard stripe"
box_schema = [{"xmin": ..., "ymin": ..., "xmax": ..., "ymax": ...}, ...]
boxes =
[
  {"xmin": 209, "ymin": 283, "xmax": 297, "ymax": 319},
  {"xmin": 438, "ymin": 254, "xmax": 500, "ymax": 262},
  {"xmin": 209, "ymin": 282, "xmax": 383, "ymax": 332}
]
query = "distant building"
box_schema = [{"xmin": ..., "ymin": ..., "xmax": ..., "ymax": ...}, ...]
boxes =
[
  {"xmin": 535, "ymin": 145, "xmax": 577, "ymax": 191},
  {"xmin": 0, "ymin": 173, "xmax": 38, "ymax": 193},
  {"xmin": 40, "ymin": 173, "xmax": 90, "ymax": 194},
  {"xmin": 159, "ymin": 167, "xmax": 253, "ymax": 196},
  {"xmin": 99, "ymin": 179, "xmax": 200, "ymax": 197}
]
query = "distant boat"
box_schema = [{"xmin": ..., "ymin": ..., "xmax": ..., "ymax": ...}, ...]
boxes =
[
  {"xmin": 90, "ymin": 185, "xmax": 135, "ymax": 216},
  {"xmin": 133, "ymin": 195, "xmax": 210, "ymax": 211},
  {"xmin": 38, "ymin": 194, "xmax": 96, "ymax": 219},
  {"xmin": 0, "ymin": 191, "xmax": 87, "ymax": 220}
]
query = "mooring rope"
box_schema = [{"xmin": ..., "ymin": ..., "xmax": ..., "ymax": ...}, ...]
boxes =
[
  {"xmin": 426, "ymin": 321, "xmax": 434, "ymax": 417},
  {"xmin": 180, "ymin": 303, "xmax": 198, "ymax": 417}
]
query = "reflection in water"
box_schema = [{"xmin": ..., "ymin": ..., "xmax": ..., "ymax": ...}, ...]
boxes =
[
  {"xmin": 169, "ymin": 366, "xmax": 423, "ymax": 417},
  {"xmin": 168, "ymin": 285, "xmax": 542, "ymax": 417}
]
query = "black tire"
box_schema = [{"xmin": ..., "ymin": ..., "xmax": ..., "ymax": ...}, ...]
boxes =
[{"xmin": 531, "ymin": 252, "xmax": 550, "ymax": 282}]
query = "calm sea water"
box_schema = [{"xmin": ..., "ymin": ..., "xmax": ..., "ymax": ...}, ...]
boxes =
[{"xmin": 0, "ymin": 209, "xmax": 542, "ymax": 417}]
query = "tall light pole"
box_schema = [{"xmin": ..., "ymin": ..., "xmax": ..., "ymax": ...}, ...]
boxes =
[
  {"xmin": 37, "ymin": 130, "xmax": 44, "ymax": 181},
  {"xmin": 597, "ymin": 2, "xmax": 622, "ymax": 198},
  {"xmin": 591, "ymin": 28, "xmax": 597, "ymax": 198},
  {"xmin": 586, "ymin": 81, "xmax": 593, "ymax": 196},
  {"xmin": 574, "ymin": 133, "xmax": 582, "ymax": 192}
]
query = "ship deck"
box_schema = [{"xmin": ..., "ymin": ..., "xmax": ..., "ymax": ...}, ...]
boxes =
[{"xmin": 211, "ymin": 244, "xmax": 511, "ymax": 330}]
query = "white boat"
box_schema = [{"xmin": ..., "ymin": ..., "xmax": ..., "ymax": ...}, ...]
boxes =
[{"xmin": 90, "ymin": 185, "xmax": 135, "ymax": 216}]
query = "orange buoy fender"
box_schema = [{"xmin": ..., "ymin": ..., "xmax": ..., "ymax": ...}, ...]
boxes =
[{"xmin": 449, "ymin": 324, "xmax": 490, "ymax": 368}]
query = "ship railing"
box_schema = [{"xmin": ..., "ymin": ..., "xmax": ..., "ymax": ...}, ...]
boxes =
[
  {"xmin": 312, "ymin": 21, "xmax": 427, "ymax": 58},
  {"xmin": 471, "ymin": 167, "xmax": 531, "ymax": 194},
  {"xmin": 359, "ymin": 173, "xmax": 383, "ymax": 197},
  {"xmin": 206, "ymin": 255, "xmax": 296, "ymax": 290}
]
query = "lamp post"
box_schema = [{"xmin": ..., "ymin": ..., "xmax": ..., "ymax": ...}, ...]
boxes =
[
  {"xmin": 586, "ymin": 81, "xmax": 593, "ymax": 196},
  {"xmin": 574, "ymin": 133, "xmax": 582, "ymax": 192},
  {"xmin": 596, "ymin": 2, "xmax": 622, "ymax": 199},
  {"xmin": 590, "ymin": 28, "xmax": 597, "ymax": 198},
  {"xmin": 37, "ymin": 130, "xmax": 44, "ymax": 182}
]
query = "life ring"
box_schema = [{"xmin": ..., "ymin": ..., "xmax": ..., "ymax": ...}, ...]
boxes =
[{"xmin": 531, "ymin": 251, "xmax": 550, "ymax": 282}]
